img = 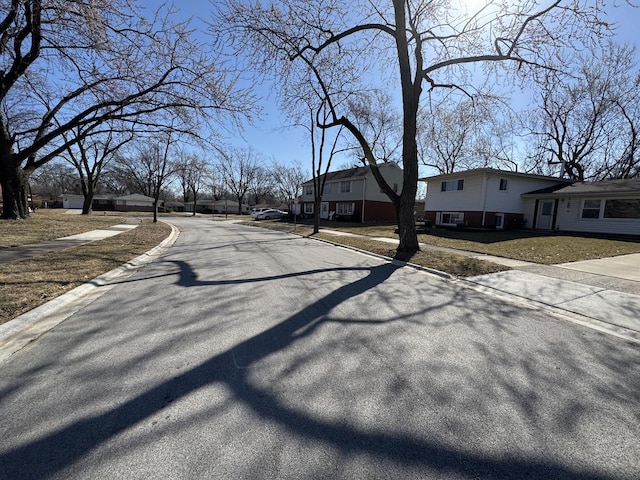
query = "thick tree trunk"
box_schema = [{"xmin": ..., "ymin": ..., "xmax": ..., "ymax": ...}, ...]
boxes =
[
  {"xmin": 396, "ymin": 142, "xmax": 419, "ymax": 254},
  {"xmin": 0, "ymin": 163, "xmax": 30, "ymax": 220},
  {"xmin": 81, "ymin": 195, "xmax": 93, "ymax": 215},
  {"xmin": 313, "ymin": 197, "xmax": 320, "ymax": 234},
  {"xmin": 392, "ymin": 0, "xmax": 420, "ymax": 255},
  {"xmin": 81, "ymin": 182, "xmax": 94, "ymax": 215}
]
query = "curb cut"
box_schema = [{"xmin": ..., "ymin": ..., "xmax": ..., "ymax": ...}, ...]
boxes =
[{"xmin": 0, "ymin": 221, "xmax": 180, "ymax": 363}]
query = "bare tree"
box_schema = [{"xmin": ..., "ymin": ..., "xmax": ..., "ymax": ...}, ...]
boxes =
[
  {"xmin": 175, "ymin": 151, "xmax": 209, "ymax": 215},
  {"xmin": 216, "ymin": 147, "xmax": 261, "ymax": 214},
  {"xmin": 30, "ymin": 161, "xmax": 78, "ymax": 202},
  {"xmin": 271, "ymin": 160, "xmax": 306, "ymax": 212},
  {"xmin": 0, "ymin": 1, "xmax": 253, "ymax": 219},
  {"xmin": 345, "ymin": 90, "xmax": 402, "ymax": 165},
  {"xmin": 222, "ymin": 0, "xmax": 609, "ymax": 255},
  {"xmin": 419, "ymin": 96, "xmax": 479, "ymax": 174},
  {"xmin": 247, "ymin": 165, "xmax": 275, "ymax": 205},
  {"xmin": 203, "ymin": 169, "xmax": 228, "ymax": 201},
  {"xmin": 306, "ymin": 103, "xmax": 345, "ymax": 234},
  {"xmin": 419, "ymin": 92, "xmax": 515, "ymax": 174},
  {"xmin": 114, "ymin": 134, "xmax": 177, "ymax": 222},
  {"xmin": 528, "ymin": 42, "xmax": 637, "ymax": 181},
  {"xmin": 60, "ymin": 125, "xmax": 135, "ymax": 214}
]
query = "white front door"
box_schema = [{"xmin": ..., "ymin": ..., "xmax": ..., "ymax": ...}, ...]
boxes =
[
  {"xmin": 537, "ymin": 200, "xmax": 554, "ymax": 229},
  {"xmin": 320, "ymin": 201, "xmax": 329, "ymax": 219}
]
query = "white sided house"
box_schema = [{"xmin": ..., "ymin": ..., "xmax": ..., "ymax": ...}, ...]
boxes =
[
  {"xmin": 301, "ymin": 163, "xmax": 403, "ymax": 222},
  {"xmin": 523, "ymin": 178, "xmax": 640, "ymax": 236},
  {"xmin": 421, "ymin": 169, "xmax": 572, "ymax": 229}
]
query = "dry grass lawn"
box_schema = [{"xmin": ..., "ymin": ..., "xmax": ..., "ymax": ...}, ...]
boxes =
[
  {"xmin": 270, "ymin": 221, "xmax": 640, "ymax": 265},
  {"xmin": 243, "ymin": 218, "xmax": 640, "ymax": 265},
  {"xmin": 0, "ymin": 209, "xmax": 130, "ymax": 247},
  {"xmin": 0, "ymin": 215, "xmax": 171, "ymax": 325}
]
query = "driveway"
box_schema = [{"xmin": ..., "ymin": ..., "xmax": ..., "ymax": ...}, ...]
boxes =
[{"xmin": 0, "ymin": 217, "xmax": 638, "ymax": 479}]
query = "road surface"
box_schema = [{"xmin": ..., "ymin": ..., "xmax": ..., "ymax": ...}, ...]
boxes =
[{"xmin": 1, "ymin": 217, "xmax": 638, "ymax": 479}]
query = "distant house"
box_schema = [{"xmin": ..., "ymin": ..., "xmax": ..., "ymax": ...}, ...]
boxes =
[
  {"xmin": 523, "ymin": 178, "xmax": 640, "ymax": 236},
  {"xmin": 301, "ymin": 163, "xmax": 403, "ymax": 223},
  {"xmin": 183, "ymin": 199, "xmax": 249, "ymax": 214},
  {"xmin": 421, "ymin": 169, "xmax": 572, "ymax": 229},
  {"xmin": 60, "ymin": 193, "xmax": 155, "ymax": 212}
]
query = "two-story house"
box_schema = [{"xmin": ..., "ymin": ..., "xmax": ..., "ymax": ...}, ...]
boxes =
[
  {"xmin": 301, "ymin": 163, "xmax": 403, "ymax": 222},
  {"xmin": 421, "ymin": 169, "xmax": 572, "ymax": 229}
]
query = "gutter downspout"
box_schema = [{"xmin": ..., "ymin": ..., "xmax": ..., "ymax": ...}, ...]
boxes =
[
  {"xmin": 480, "ymin": 172, "xmax": 488, "ymax": 227},
  {"xmin": 361, "ymin": 177, "xmax": 366, "ymax": 223}
]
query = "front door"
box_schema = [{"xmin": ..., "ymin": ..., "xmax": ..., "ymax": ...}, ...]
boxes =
[
  {"xmin": 320, "ymin": 201, "xmax": 329, "ymax": 220},
  {"xmin": 536, "ymin": 200, "xmax": 554, "ymax": 229}
]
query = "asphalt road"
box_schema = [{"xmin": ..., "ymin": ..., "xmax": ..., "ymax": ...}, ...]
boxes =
[{"xmin": 1, "ymin": 217, "xmax": 638, "ymax": 480}]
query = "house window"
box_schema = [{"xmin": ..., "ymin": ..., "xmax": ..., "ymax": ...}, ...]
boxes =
[
  {"xmin": 340, "ymin": 181, "xmax": 351, "ymax": 193},
  {"xmin": 322, "ymin": 183, "xmax": 331, "ymax": 195},
  {"xmin": 336, "ymin": 202, "xmax": 354, "ymax": 215},
  {"xmin": 304, "ymin": 203, "xmax": 314, "ymax": 214},
  {"xmin": 604, "ymin": 199, "xmax": 640, "ymax": 219},
  {"xmin": 304, "ymin": 185, "xmax": 313, "ymax": 195},
  {"xmin": 441, "ymin": 179, "xmax": 464, "ymax": 191},
  {"xmin": 499, "ymin": 179, "xmax": 508, "ymax": 191},
  {"xmin": 581, "ymin": 199, "xmax": 601, "ymax": 219},
  {"xmin": 440, "ymin": 212, "xmax": 464, "ymax": 225}
]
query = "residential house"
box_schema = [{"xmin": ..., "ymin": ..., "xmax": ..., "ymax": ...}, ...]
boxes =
[
  {"xmin": 421, "ymin": 169, "xmax": 573, "ymax": 229},
  {"xmin": 180, "ymin": 199, "xmax": 249, "ymax": 214},
  {"xmin": 60, "ymin": 193, "xmax": 155, "ymax": 212},
  {"xmin": 301, "ymin": 163, "xmax": 403, "ymax": 223},
  {"xmin": 523, "ymin": 178, "xmax": 640, "ymax": 236}
]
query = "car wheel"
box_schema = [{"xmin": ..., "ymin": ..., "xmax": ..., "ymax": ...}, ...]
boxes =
[{"xmin": 265, "ymin": 216, "xmax": 270, "ymax": 220}]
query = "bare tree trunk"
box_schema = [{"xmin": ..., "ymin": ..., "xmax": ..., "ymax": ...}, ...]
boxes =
[
  {"xmin": 0, "ymin": 162, "xmax": 30, "ymax": 220},
  {"xmin": 81, "ymin": 195, "xmax": 93, "ymax": 215},
  {"xmin": 313, "ymin": 198, "xmax": 321, "ymax": 234},
  {"xmin": 81, "ymin": 179, "xmax": 94, "ymax": 215}
]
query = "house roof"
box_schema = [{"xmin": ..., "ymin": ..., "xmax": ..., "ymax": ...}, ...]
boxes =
[
  {"xmin": 301, "ymin": 162, "xmax": 400, "ymax": 185},
  {"xmin": 60, "ymin": 193, "xmax": 154, "ymax": 201},
  {"xmin": 523, "ymin": 178, "xmax": 640, "ymax": 197},
  {"xmin": 116, "ymin": 194, "xmax": 154, "ymax": 201},
  {"xmin": 419, "ymin": 168, "xmax": 573, "ymax": 184}
]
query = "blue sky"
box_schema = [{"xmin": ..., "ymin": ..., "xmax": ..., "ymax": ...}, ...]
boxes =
[{"xmin": 141, "ymin": 1, "xmax": 640, "ymax": 176}]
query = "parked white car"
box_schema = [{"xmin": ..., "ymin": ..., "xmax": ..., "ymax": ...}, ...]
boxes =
[
  {"xmin": 250, "ymin": 208, "xmax": 269, "ymax": 219},
  {"xmin": 255, "ymin": 209, "xmax": 285, "ymax": 220}
]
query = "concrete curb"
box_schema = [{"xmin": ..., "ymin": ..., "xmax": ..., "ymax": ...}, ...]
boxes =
[
  {"xmin": 460, "ymin": 278, "xmax": 640, "ymax": 345},
  {"xmin": 0, "ymin": 221, "xmax": 180, "ymax": 363}
]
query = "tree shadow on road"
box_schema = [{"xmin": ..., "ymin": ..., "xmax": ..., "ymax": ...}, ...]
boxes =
[{"xmin": 0, "ymin": 261, "xmax": 637, "ymax": 479}]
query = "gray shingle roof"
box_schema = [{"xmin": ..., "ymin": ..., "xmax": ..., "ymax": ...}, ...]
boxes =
[
  {"xmin": 524, "ymin": 178, "xmax": 640, "ymax": 196},
  {"xmin": 302, "ymin": 163, "xmax": 399, "ymax": 185}
]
